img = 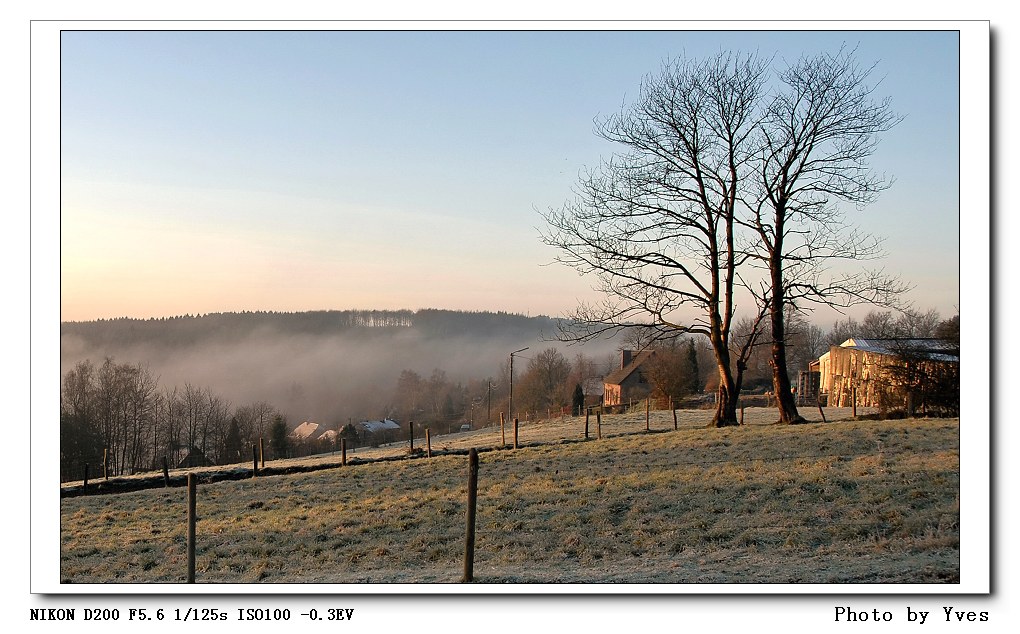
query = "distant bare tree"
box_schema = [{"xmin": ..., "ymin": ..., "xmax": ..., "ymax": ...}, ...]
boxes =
[
  {"xmin": 645, "ymin": 338, "xmax": 700, "ymax": 403},
  {"xmin": 895, "ymin": 308, "xmax": 942, "ymax": 337},
  {"xmin": 516, "ymin": 348, "xmax": 572, "ymax": 415},
  {"xmin": 935, "ymin": 313, "xmax": 960, "ymax": 348}
]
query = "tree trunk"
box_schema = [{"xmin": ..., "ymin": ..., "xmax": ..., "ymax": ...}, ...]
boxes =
[
  {"xmin": 709, "ymin": 336, "xmax": 740, "ymax": 427},
  {"xmin": 769, "ymin": 256, "xmax": 807, "ymax": 425}
]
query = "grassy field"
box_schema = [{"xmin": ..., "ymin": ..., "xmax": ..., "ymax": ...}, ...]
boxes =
[{"xmin": 59, "ymin": 408, "xmax": 960, "ymax": 584}]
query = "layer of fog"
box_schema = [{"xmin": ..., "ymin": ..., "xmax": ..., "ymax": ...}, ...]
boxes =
[{"xmin": 60, "ymin": 323, "xmax": 620, "ymax": 426}]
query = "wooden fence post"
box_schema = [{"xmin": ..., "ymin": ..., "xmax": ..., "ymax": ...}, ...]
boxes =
[
  {"xmin": 740, "ymin": 407, "xmax": 745, "ymax": 426},
  {"xmin": 259, "ymin": 438, "xmax": 265, "ymax": 469},
  {"xmin": 645, "ymin": 399, "xmax": 650, "ymax": 431},
  {"xmin": 252, "ymin": 445, "xmax": 259, "ymax": 477},
  {"xmin": 584, "ymin": 408, "xmax": 590, "ymax": 439},
  {"xmin": 341, "ymin": 439, "xmax": 347, "ymax": 466},
  {"xmin": 426, "ymin": 428, "xmax": 432, "ymax": 458},
  {"xmin": 596, "ymin": 410, "xmax": 602, "ymax": 439},
  {"xmin": 673, "ymin": 402, "xmax": 678, "ymax": 430},
  {"xmin": 162, "ymin": 457, "xmax": 170, "ymax": 487},
  {"xmin": 83, "ymin": 463, "xmax": 89, "ymax": 495},
  {"xmin": 513, "ymin": 418, "xmax": 519, "ymax": 449},
  {"xmin": 500, "ymin": 412, "xmax": 506, "ymax": 447},
  {"xmin": 409, "ymin": 421, "xmax": 415, "ymax": 452},
  {"xmin": 187, "ymin": 473, "xmax": 197, "ymax": 584},
  {"xmin": 103, "ymin": 448, "xmax": 109, "ymax": 480},
  {"xmin": 463, "ymin": 448, "xmax": 479, "ymax": 583}
]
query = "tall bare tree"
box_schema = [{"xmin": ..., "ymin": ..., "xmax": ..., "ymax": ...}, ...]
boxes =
[
  {"xmin": 748, "ymin": 47, "xmax": 906, "ymax": 423},
  {"xmin": 542, "ymin": 53, "xmax": 769, "ymax": 427}
]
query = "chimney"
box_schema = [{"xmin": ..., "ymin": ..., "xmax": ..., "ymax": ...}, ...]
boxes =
[{"xmin": 621, "ymin": 350, "xmax": 633, "ymax": 369}]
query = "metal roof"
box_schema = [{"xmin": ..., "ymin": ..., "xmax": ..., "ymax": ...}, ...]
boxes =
[
  {"xmin": 357, "ymin": 419, "xmax": 402, "ymax": 433},
  {"xmin": 841, "ymin": 338, "xmax": 959, "ymax": 363}
]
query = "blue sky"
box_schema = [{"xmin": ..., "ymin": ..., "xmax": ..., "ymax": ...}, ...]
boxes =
[{"xmin": 59, "ymin": 29, "xmax": 961, "ymax": 325}]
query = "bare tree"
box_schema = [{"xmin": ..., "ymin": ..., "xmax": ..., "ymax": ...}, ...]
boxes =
[
  {"xmin": 542, "ymin": 53, "xmax": 769, "ymax": 427},
  {"xmin": 644, "ymin": 338, "xmax": 700, "ymax": 403},
  {"xmin": 516, "ymin": 348, "xmax": 572, "ymax": 416},
  {"xmin": 748, "ymin": 46, "xmax": 907, "ymax": 424}
]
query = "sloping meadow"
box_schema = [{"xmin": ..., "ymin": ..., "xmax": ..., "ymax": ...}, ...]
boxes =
[{"xmin": 60, "ymin": 415, "xmax": 959, "ymax": 584}]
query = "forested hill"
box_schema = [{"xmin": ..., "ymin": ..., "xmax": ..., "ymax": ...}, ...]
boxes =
[
  {"xmin": 61, "ymin": 309, "xmax": 561, "ymax": 348},
  {"xmin": 59, "ymin": 309, "xmax": 593, "ymax": 424}
]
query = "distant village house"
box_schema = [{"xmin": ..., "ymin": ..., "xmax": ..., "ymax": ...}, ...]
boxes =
[{"xmin": 603, "ymin": 349, "xmax": 656, "ymax": 407}]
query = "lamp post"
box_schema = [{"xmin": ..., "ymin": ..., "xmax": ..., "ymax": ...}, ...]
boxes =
[
  {"xmin": 486, "ymin": 379, "xmax": 493, "ymax": 425},
  {"xmin": 508, "ymin": 347, "xmax": 529, "ymax": 424}
]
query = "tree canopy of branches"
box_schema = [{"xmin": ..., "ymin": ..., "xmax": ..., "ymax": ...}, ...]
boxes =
[
  {"xmin": 749, "ymin": 46, "xmax": 906, "ymax": 423},
  {"xmin": 644, "ymin": 338, "xmax": 700, "ymax": 402},
  {"xmin": 516, "ymin": 348, "xmax": 573, "ymax": 416},
  {"xmin": 542, "ymin": 52, "xmax": 769, "ymax": 427},
  {"xmin": 543, "ymin": 47, "xmax": 905, "ymax": 426}
]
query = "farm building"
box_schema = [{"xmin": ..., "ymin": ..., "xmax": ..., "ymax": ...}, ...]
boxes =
[
  {"xmin": 816, "ymin": 338, "xmax": 959, "ymax": 414},
  {"xmin": 603, "ymin": 349, "xmax": 656, "ymax": 407},
  {"xmin": 177, "ymin": 446, "xmax": 214, "ymax": 469},
  {"xmin": 355, "ymin": 419, "xmax": 403, "ymax": 445},
  {"xmin": 797, "ymin": 365, "xmax": 821, "ymax": 406}
]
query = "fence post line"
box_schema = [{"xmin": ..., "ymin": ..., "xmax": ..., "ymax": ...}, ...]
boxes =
[
  {"xmin": 187, "ymin": 473, "xmax": 197, "ymax": 584},
  {"xmin": 513, "ymin": 418, "xmax": 519, "ymax": 449},
  {"xmin": 162, "ymin": 457, "xmax": 170, "ymax": 487},
  {"xmin": 462, "ymin": 448, "xmax": 479, "ymax": 583}
]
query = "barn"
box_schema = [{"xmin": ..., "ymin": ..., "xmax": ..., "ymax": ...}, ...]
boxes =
[{"xmin": 816, "ymin": 338, "xmax": 959, "ymax": 414}]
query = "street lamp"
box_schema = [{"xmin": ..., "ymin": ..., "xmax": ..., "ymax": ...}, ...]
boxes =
[
  {"xmin": 508, "ymin": 347, "xmax": 529, "ymax": 424},
  {"xmin": 486, "ymin": 379, "xmax": 494, "ymax": 425}
]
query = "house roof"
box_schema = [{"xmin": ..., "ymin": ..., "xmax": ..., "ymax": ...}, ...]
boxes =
[
  {"xmin": 290, "ymin": 421, "xmax": 320, "ymax": 440},
  {"xmin": 356, "ymin": 419, "xmax": 402, "ymax": 434},
  {"xmin": 839, "ymin": 338, "xmax": 959, "ymax": 363},
  {"xmin": 604, "ymin": 349, "xmax": 656, "ymax": 386}
]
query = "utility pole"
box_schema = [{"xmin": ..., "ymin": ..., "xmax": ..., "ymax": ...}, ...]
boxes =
[{"xmin": 508, "ymin": 347, "xmax": 528, "ymax": 425}]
